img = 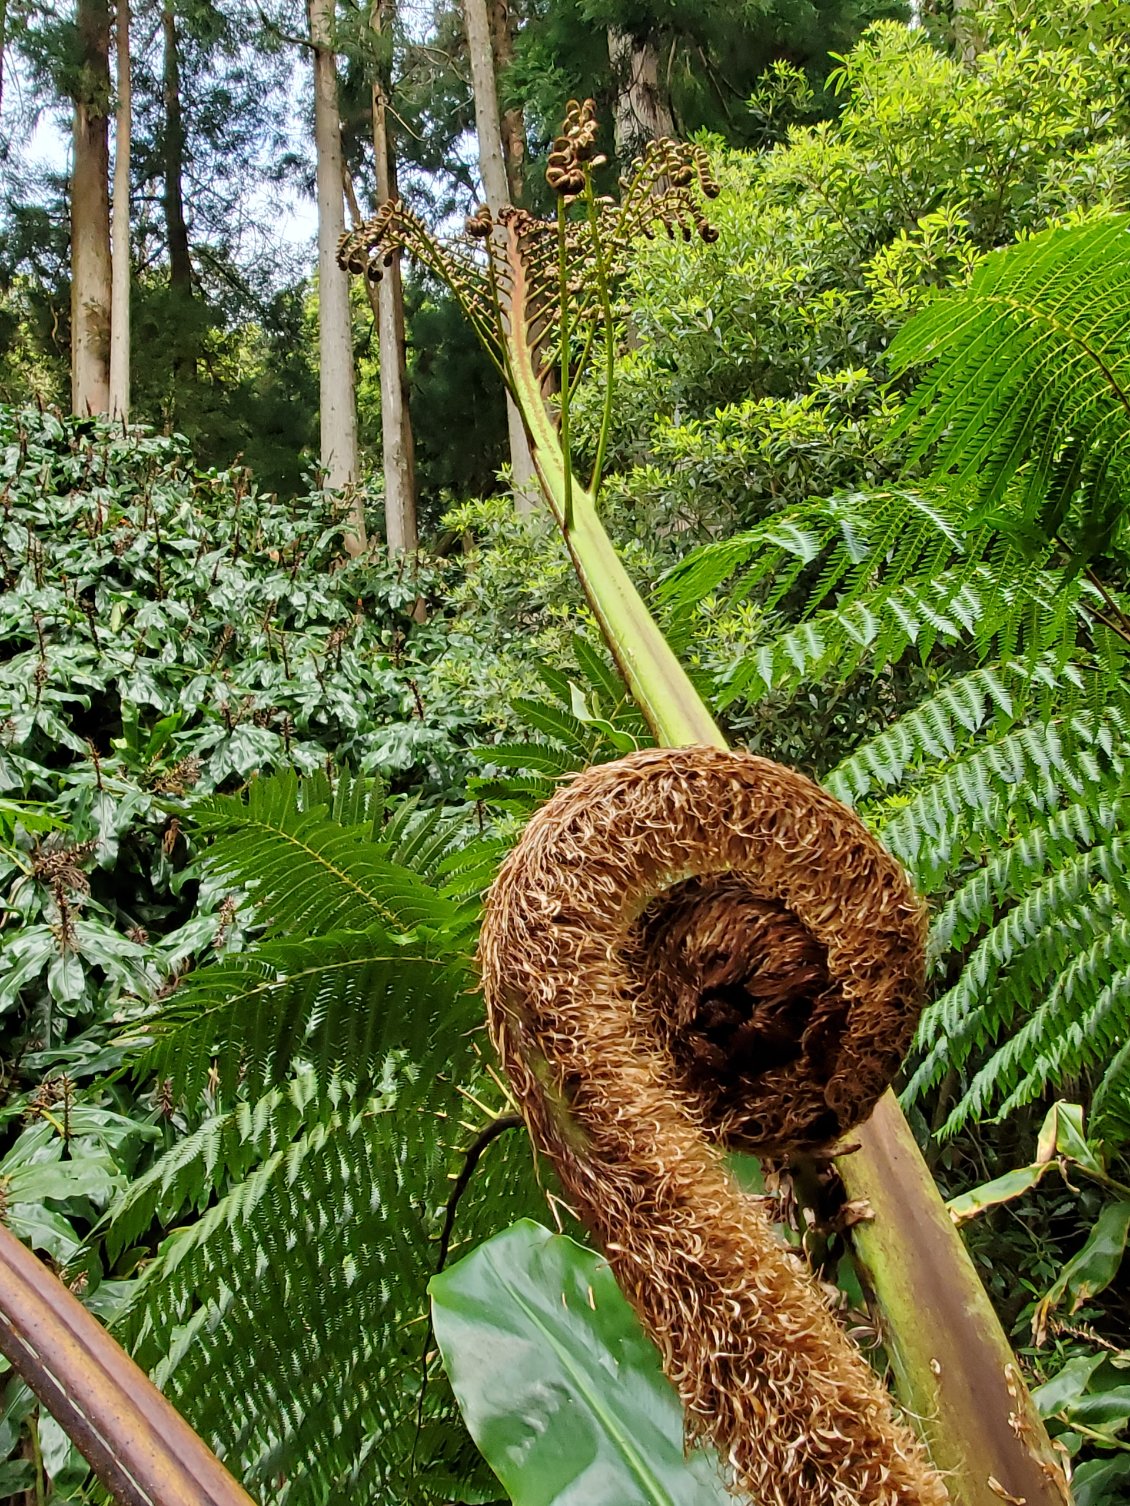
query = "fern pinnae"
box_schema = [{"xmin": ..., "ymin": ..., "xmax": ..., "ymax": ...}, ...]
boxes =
[
  {"xmin": 927, "ymin": 794, "xmax": 1130, "ymax": 961},
  {"xmin": 914, "ymin": 880, "xmax": 1130, "ymax": 1129},
  {"xmin": 877, "ymin": 703, "xmax": 1127, "ymax": 884},
  {"xmin": 139, "ymin": 933, "xmax": 474, "ymax": 1102},
  {"xmin": 991, "ymin": 960, "xmax": 1130, "ymax": 1128},
  {"xmin": 1091, "ymin": 1033, "xmax": 1130, "ymax": 1148},
  {"xmin": 106, "ymin": 1080, "xmax": 314, "ymax": 1257},
  {"xmin": 889, "ymin": 216, "xmax": 1130, "ymax": 560},
  {"xmin": 951, "ymin": 916, "xmax": 1130, "ymax": 1135}
]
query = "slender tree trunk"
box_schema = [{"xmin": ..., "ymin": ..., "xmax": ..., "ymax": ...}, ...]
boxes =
[
  {"xmin": 0, "ymin": 0, "xmax": 9, "ymax": 118},
  {"xmin": 951, "ymin": 0, "xmax": 983, "ymax": 63},
  {"xmin": 607, "ymin": 28, "xmax": 675, "ymax": 158},
  {"xmin": 162, "ymin": 4, "xmax": 191, "ymax": 294},
  {"xmin": 109, "ymin": 0, "xmax": 131, "ymax": 420},
  {"xmin": 370, "ymin": 0, "xmax": 418, "ymax": 555},
  {"xmin": 71, "ymin": 0, "xmax": 112, "ymax": 415},
  {"xmin": 309, "ymin": 0, "xmax": 364, "ymax": 550},
  {"xmin": 488, "ymin": 0, "xmax": 524, "ymax": 205},
  {"xmin": 462, "ymin": 0, "xmax": 537, "ymax": 512}
]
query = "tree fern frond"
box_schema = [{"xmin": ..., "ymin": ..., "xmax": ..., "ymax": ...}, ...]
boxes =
[
  {"xmin": 106, "ymin": 1076, "xmax": 320, "ymax": 1257},
  {"xmin": 194, "ymin": 781, "xmax": 478, "ymax": 947},
  {"xmin": 657, "ymin": 487, "xmax": 1090, "ymax": 716},
  {"xmin": 889, "ymin": 215, "xmax": 1130, "ymax": 564},
  {"xmin": 825, "ymin": 665, "xmax": 1019, "ymax": 806},
  {"xmin": 1092, "ymin": 1035, "xmax": 1130, "ymax": 1150},
  {"xmin": 922, "ymin": 854, "xmax": 1127, "ymax": 1063},
  {"xmin": 121, "ymin": 1090, "xmax": 541, "ymax": 1503},
  {"xmin": 137, "ymin": 930, "xmax": 473, "ymax": 1103},
  {"xmin": 949, "ymin": 914, "xmax": 1130, "ymax": 1134},
  {"xmin": 99, "ymin": 765, "xmax": 543, "ymax": 1500},
  {"xmin": 929, "ymin": 793, "xmax": 1130, "ymax": 962},
  {"xmin": 872, "ymin": 704, "xmax": 1128, "ymax": 887}
]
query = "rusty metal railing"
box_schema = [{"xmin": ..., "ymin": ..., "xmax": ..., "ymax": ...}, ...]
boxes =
[{"xmin": 0, "ymin": 1223, "xmax": 258, "ymax": 1506}]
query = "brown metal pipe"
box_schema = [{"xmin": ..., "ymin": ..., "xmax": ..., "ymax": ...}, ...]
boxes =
[{"xmin": 0, "ymin": 1223, "xmax": 258, "ymax": 1506}]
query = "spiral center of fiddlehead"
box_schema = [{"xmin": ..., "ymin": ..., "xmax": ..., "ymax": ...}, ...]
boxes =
[{"xmin": 631, "ymin": 876, "xmax": 853, "ymax": 1147}]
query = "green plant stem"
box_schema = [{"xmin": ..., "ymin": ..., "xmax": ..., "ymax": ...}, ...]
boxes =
[
  {"xmin": 584, "ymin": 180, "xmax": 616, "ymax": 499},
  {"xmin": 502, "ymin": 306, "xmax": 1068, "ymax": 1506},
  {"xmin": 1066, "ymin": 1159, "xmax": 1130, "ymax": 1202},
  {"xmin": 29, "ymin": 1413, "xmax": 45, "ymax": 1506},
  {"xmin": 556, "ymin": 198, "xmax": 574, "ymax": 532}
]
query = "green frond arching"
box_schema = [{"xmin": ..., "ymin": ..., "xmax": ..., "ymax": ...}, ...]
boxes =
[
  {"xmin": 112, "ymin": 771, "xmax": 546, "ymax": 1502},
  {"xmin": 1092, "ymin": 1034, "xmax": 1130, "ymax": 1147},
  {"xmin": 138, "ymin": 931, "xmax": 473, "ymax": 1102},
  {"xmin": 657, "ymin": 275, "xmax": 1130, "ymax": 1148},
  {"xmin": 928, "ymin": 792, "xmax": 1130, "ymax": 961},
  {"xmin": 118, "ymin": 1091, "xmax": 542, "ymax": 1503},
  {"xmin": 858, "ymin": 698, "xmax": 1128, "ymax": 883},
  {"xmin": 656, "ymin": 489, "xmax": 1089, "ymax": 709},
  {"xmin": 106, "ymin": 1077, "xmax": 313, "ymax": 1255},
  {"xmin": 828, "ymin": 685, "xmax": 1130, "ymax": 1139},
  {"xmin": 888, "ymin": 214, "xmax": 1130, "ymax": 564},
  {"xmin": 193, "ymin": 773, "xmax": 480, "ymax": 948}
]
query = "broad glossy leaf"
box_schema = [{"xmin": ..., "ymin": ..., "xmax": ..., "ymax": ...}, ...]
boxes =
[
  {"xmin": 1073, "ymin": 1454, "xmax": 1130, "ymax": 1506},
  {"xmin": 1034, "ymin": 1200, "xmax": 1130, "ymax": 1340},
  {"xmin": 430, "ymin": 1220, "xmax": 735, "ymax": 1506},
  {"xmin": 1031, "ymin": 1355, "xmax": 1103, "ymax": 1418},
  {"xmin": 947, "ymin": 1162, "xmax": 1050, "ymax": 1225},
  {"xmin": 1050, "ymin": 1102, "xmax": 1105, "ymax": 1177},
  {"xmin": 4, "ymin": 1205, "xmax": 83, "ymax": 1264},
  {"xmin": 1055, "ymin": 1200, "xmax": 1130, "ymax": 1311}
]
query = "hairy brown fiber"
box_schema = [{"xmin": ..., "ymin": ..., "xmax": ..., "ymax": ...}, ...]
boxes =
[{"xmin": 479, "ymin": 746, "xmax": 948, "ymax": 1506}]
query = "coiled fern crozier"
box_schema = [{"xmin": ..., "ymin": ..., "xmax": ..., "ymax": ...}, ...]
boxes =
[{"xmin": 481, "ymin": 745, "xmax": 946, "ymax": 1506}]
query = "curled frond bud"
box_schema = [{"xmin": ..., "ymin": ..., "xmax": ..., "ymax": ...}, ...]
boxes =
[
  {"xmin": 481, "ymin": 747, "xmax": 946, "ymax": 1506},
  {"xmin": 547, "ymin": 136, "xmax": 585, "ymax": 197},
  {"xmin": 693, "ymin": 144, "xmax": 722, "ymax": 198},
  {"xmin": 465, "ymin": 204, "xmax": 493, "ymax": 238}
]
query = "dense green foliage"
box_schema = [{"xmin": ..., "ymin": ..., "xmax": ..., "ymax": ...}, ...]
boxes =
[{"xmin": 4, "ymin": 0, "xmax": 1130, "ymax": 1500}]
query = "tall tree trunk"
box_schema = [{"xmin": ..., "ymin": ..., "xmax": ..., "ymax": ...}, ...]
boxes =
[
  {"xmin": 607, "ymin": 28, "xmax": 675, "ymax": 159},
  {"xmin": 370, "ymin": 0, "xmax": 418, "ymax": 555},
  {"xmin": 162, "ymin": 4, "xmax": 191, "ymax": 294},
  {"xmin": 488, "ymin": 0, "xmax": 524, "ymax": 206},
  {"xmin": 0, "ymin": 0, "xmax": 9, "ymax": 117},
  {"xmin": 109, "ymin": 0, "xmax": 131, "ymax": 420},
  {"xmin": 309, "ymin": 0, "xmax": 364, "ymax": 550},
  {"xmin": 71, "ymin": 0, "xmax": 112, "ymax": 415},
  {"xmin": 462, "ymin": 0, "xmax": 537, "ymax": 512},
  {"xmin": 951, "ymin": 0, "xmax": 983, "ymax": 63}
]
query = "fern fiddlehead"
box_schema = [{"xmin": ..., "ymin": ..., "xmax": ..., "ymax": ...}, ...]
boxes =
[{"xmin": 480, "ymin": 745, "xmax": 947, "ymax": 1506}]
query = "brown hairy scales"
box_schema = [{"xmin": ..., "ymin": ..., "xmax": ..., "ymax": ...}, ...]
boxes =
[{"xmin": 480, "ymin": 745, "xmax": 948, "ymax": 1506}]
